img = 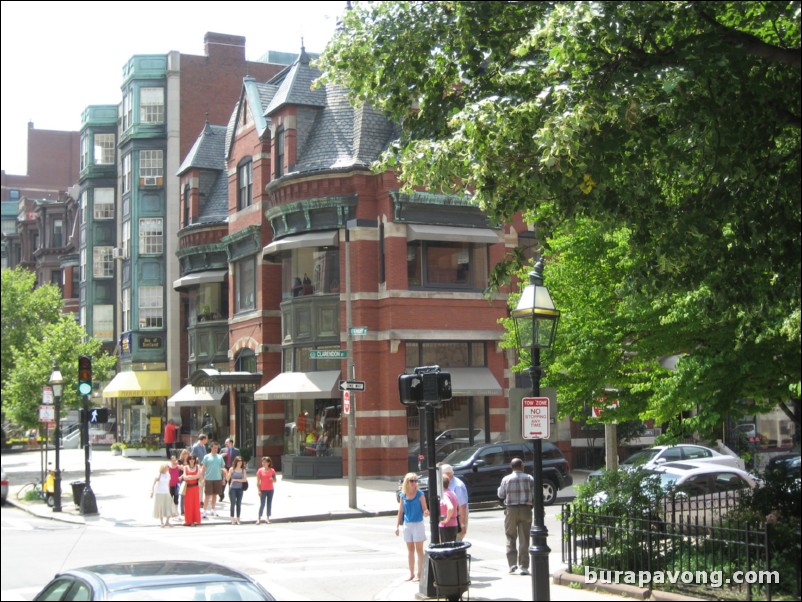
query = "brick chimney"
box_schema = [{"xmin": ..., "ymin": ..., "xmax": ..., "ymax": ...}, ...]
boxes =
[{"xmin": 204, "ymin": 32, "xmax": 246, "ymax": 61}]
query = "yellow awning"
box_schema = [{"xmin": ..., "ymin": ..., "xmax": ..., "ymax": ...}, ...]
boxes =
[{"xmin": 102, "ymin": 371, "xmax": 171, "ymax": 398}]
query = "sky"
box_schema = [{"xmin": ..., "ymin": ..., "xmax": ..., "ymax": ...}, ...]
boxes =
[{"xmin": 0, "ymin": 1, "xmax": 347, "ymax": 176}]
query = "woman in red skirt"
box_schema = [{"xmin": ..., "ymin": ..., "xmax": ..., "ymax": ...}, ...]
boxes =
[{"xmin": 182, "ymin": 455, "xmax": 202, "ymax": 526}]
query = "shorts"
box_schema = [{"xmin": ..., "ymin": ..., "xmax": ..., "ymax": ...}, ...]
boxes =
[
  {"xmin": 204, "ymin": 479, "xmax": 223, "ymax": 496},
  {"xmin": 403, "ymin": 521, "xmax": 426, "ymax": 543}
]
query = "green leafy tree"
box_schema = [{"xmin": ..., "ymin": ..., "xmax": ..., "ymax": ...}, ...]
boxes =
[
  {"xmin": 1, "ymin": 267, "xmax": 62, "ymax": 391},
  {"xmin": 1, "ymin": 268, "xmax": 116, "ymax": 427},
  {"xmin": 318, "ymin": 1, "xmax": 801, "ymax": 435}
]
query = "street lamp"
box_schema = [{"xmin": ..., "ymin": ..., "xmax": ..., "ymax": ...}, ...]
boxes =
[
  {"xmin": 49, "ymin": 361, "xmax": 64, "ymax": 513},
  {"xmin": 511, "ymin": 257, "xmax": 560, "ymax": 602}
]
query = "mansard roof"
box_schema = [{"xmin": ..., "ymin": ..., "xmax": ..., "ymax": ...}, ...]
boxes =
[
  {"xmin": 265, "ymin": 46, "xmax": 326, "ymax": 114},
  {"xmin": 177, "ymin": 122, "xmax": 227, "ymax": 174},
  {"xmin": 294, "ymin": 85, "xmax": 396, "ymax": 173},
  {"xmin": 178, "ymin": 121, "xmax": 229, "ymax": 224}
]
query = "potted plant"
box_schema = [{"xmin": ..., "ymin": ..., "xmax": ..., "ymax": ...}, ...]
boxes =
[
  {"xmin": 198, "ymin": 304, "xmax": 212, "ymax": 321},
  {"xmin": 122, "ymin": 442, "xmax": 142, "ymax": 458},
  {"xmin": 144, "ymin": 442, "xmax": 162, "ymax": 457},
  {"xmin": 110, "ymin": 442, "xmax": 124, "ymax": 456}
]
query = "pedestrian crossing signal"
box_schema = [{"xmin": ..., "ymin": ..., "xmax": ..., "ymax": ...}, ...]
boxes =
[{"xmin": 87, "ymin": 408, "xmax": 109, "ymax": 423}]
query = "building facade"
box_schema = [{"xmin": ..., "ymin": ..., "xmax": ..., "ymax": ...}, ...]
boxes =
[
  {"xmin": 101, "ymin": 34, "xmax": 290, "ymax": 446},
  {"xmin": 172, "ymin": 49, "xmax": 538, "ymax": 477}
]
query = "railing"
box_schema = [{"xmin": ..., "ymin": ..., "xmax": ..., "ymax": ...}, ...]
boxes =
[{"xmin": 562, "ymin": 498, "xmax": 800, "ymax": 601}]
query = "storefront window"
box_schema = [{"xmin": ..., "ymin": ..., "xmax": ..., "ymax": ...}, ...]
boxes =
[{"xmin": 284, "ymin": 399, "xmax": 342, "ymax": 457}]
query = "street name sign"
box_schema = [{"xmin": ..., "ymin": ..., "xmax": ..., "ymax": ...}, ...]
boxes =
[
  {"xmin": 522, "ymin": 397, "xmax": 550, "ymax": 440},
  {"xmin": 350, "ymin": 326, "xmax": 368, "ymax": 336},
  {"xmin": 309, "ymin": 350, "xmax": 348, "ymax": 359},
  {"xmin": 339, "ymin": 380, "xmax": 366, "ymax": 392}
]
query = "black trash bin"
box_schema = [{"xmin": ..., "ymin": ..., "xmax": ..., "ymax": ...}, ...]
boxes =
[
  {"xmin": 71, "ymin": 481, "xmax": 85, "ymax": 507},
  {"xmin": 427, "ymin": 541, "xmax": 471, "ymax": 601}
]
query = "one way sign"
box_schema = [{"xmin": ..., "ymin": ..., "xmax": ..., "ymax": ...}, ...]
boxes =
[{"xmin": 339, "ymin": 380, "xmax": 366, "ymax": 392}]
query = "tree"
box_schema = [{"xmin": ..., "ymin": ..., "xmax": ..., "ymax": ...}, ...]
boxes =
[
  {"xmin": 1, "ymin": 267, "xmax": 116, "ymax": 428},
  {"xmin": 318, "ymin": 1, "xmax": 801, "ymax": 436},
  {"xmin": 1, "ymin": 267, "xmax": 62, "ymax": 392}
]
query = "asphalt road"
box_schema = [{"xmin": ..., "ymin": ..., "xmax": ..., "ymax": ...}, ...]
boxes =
[{"xmin": 1, "ymin": 500, "xmax": 571, "ymax": 601}]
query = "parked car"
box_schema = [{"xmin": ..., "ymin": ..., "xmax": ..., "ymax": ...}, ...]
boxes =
[
  {"xmin": 588, "ymin": 444, "xmax": 745, "ymax": 481},
  {"xmin": 434, "ymin": 428, "xmax": 484, "ymax": 444},
  {"xmin": 410, "ymin": 441, "xmax": 572, "ymax": 505},
  {"xmin": 33, "ymin": 560, "xmax": 276, "ymax": 601},
  {"xmin": 408, "ymin": 439, "xmax": 473, "ymax": 472},
  {"xmin": 766, "ymin": 452, "xmax": 801, "ymax": 478},
  {"xmin": 591, "ymin": 460, "xmax": 758, "ymax": 528}
]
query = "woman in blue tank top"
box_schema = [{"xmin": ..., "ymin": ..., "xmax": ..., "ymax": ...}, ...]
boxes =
[{"xmin": 394, "ymin": 472, "xmax": 430, "ymax": 582}]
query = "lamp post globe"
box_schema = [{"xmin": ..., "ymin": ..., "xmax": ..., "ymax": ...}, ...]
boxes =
[
  {"xmin": 511, "ymin": 257, "xmax": 560, "ymax": 602},
  {"xmin": 48, "ymin": 361, "xmax": 65, "ymax": 513}
]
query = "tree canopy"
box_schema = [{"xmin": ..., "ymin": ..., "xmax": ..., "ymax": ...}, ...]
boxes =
[
  {"xmin": 1, "ymin": 267, "xmax": 116, "ymax": 428},
  {"xmin": 318, "ymin": 1, "xmax": 801, "ymax": 436}
]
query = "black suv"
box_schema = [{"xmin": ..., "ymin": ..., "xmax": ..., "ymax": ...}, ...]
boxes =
[{"xmin": 415, "ymin": 441, "xmax": 572, "ymax": 505}]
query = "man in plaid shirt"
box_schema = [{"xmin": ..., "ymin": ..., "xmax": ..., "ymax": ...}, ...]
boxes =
[{"xmin": 497, "ymin": 457, "xmax": 534, "ymax": 576}]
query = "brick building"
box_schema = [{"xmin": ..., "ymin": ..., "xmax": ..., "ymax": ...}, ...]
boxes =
[{"xmin": 173, "ymin": 48, "xmax": 545, "ymax": 477}]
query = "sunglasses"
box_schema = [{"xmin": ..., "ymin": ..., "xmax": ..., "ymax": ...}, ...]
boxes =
[{"xmin": 409, "ymin": 479, "xmax": 418, "ymax": 483}]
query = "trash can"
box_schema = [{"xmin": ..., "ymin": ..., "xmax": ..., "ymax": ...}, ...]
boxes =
[
  {"xmin": 427, "ymin": 541, "xmax": 471, "ymax": 601},
  {"xmin": 71, "ymin": 481, "xmax": 85, "ymax": 507}
]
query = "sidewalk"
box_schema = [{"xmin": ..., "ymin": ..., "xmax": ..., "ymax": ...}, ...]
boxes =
[{"xmin": 3, "ymin": 448, "xmax": 631, "ymax": 601}]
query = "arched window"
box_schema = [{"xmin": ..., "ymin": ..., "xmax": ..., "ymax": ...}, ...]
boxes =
[{"xmin": 235, "ymin": 349, "xmax": 256, "ymax": 373}]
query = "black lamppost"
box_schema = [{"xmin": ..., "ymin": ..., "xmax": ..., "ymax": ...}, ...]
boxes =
[
  {"xmin": 49, "ymin": 362, "xmax": 64, "ymax": 513},
  {"xmin": 512, "ymin": 258, "xmax": 560, "ymax": 602}
]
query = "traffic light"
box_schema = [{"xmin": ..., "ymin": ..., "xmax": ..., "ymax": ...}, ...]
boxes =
[{"xmin": 78, "ymin": 355, "xmax": 92, "ymax": 396}]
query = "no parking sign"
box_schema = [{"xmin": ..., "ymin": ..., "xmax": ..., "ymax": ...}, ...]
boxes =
[{"xmin": 522, "ymin": 397, "xmax": 550, "ymax": 440}]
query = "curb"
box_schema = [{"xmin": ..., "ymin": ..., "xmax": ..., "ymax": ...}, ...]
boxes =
[
  {"xmin": 553, "ymin": 569, "xmax": 650, "ymax": 600},
  {"xmin": 5, "ymin": 490, "xmax": 397, "ymax": 526}
]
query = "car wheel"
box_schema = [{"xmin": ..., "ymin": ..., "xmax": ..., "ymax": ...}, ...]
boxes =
[{"xmin": 542, "ymin": 480, "xmax": 557, "ymax": 505}]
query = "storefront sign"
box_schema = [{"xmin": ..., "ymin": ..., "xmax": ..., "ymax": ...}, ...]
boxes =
[{"xmin": 140, "ymin": 336, "xmax": 163, "ymax": 349}]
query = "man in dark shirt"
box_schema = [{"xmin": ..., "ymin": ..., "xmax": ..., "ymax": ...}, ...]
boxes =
[{"xmin": 497, "ymin": 457, "xmax": 534, "ymax": 576}]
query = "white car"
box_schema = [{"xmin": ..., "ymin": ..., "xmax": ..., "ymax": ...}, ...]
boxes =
[
  {"xmin": 649, "ymin": 460, "xmax": 758, "ymax": 527},
  {"xmin": 591, "ymin": 460, "xmax": 758, "ymax": 528},
  {"xmin": 620, "ymin": 444, "xmax": 745, "ymax": 471}
]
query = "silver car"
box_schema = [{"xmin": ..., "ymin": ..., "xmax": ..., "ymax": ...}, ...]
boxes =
[{"xmin": 34, "ymin": 560, "xmax": 276, "ymax": 601}]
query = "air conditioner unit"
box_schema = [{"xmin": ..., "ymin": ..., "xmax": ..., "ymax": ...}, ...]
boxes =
[
  {"xmin": 112, "ymin": 247, "xmax": 127, "ymax": 260},
  {"xmin": 143, "ymin": 176, "xmax": 158, "ymax": 186}
]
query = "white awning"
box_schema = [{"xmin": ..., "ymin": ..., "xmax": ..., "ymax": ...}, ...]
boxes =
[
  {"xmin": 254, "ymin": 370, "xmax": 341, "ymax": 400},
  {"xmin": 447, "ymin": 367, "xmax": 504, "ymax": 397},
  {"xmin": 167, "ymin": 384, "xmax": 225, "ymax": 407},
  {"xmin": 172, "ymin": 270, "xmax": 227, "ymax": 292},
  {"xmin": 407, "ymin": 224, "xmax": 501, "ymax": 244},
  {"xmin": 262, "ymin": 230, "xmax": 339, "ymax": 256}
]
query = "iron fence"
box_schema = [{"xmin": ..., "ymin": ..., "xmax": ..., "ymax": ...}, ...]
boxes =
[{"xmin": 561, "ymin": 497, "xmax": 800, "ymax": 601}]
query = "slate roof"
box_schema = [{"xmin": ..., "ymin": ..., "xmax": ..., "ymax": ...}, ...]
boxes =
[
  {"xmin": 177, "ymin": 121, "xmax": 229, "ymax": 224},
  {"xmin": 265, "ymin": 47, "xmax": 327, "ymax": 114},
  {"xmin": 177, "ymin": 122, "xmax": 227, "ymax": 173},
  {"xmin": 263, "ymin": 47, "xmax": 396, "ymax": 176}
]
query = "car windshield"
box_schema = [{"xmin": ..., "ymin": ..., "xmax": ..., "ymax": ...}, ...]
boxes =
[
  {"xmin": 621, "ymin": 449, "xmax": 661, "ymax": 466},
  {"xmin": 441, "ymin": 445, "xmax": 480, "ymax": 467},
  {"xmin": 110, "ymin": 581, "xmax": 271, "ymax": 601},
  {"xmin": 647, "ymin": 469, "xmax": 681, "ymax": 490}
]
